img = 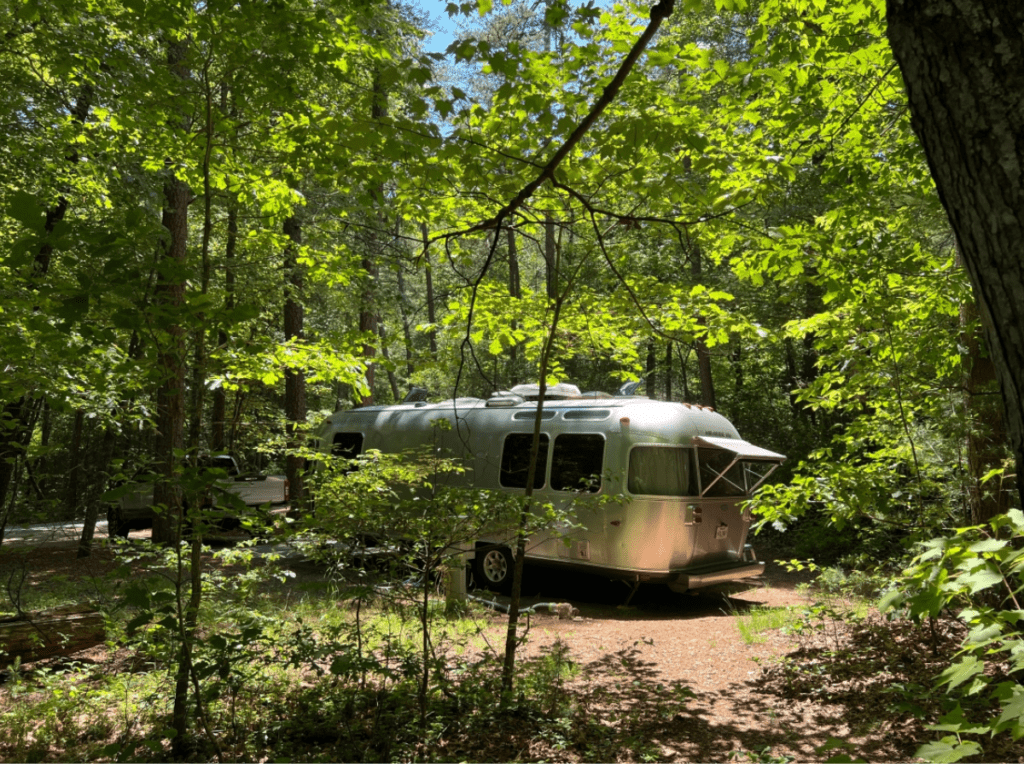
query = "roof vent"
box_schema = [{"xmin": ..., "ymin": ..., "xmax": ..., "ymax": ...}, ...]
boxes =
[
  {"xmin": 509, "ymin": 382, "xmax": 582, "ymax": 400},
  {"xmin": 487, "ymin": 392, "xmax": 524, "ymax": 407}
]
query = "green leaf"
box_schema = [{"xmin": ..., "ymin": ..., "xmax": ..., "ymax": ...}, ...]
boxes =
[
  {"xmin": 954, "ymin": 564, "xmax": 1004, "ymax": 594},
  {"xmin": 926, "ymin": 704, "xmax": 988, "ymax": 735},
  {"xmin": 936, "ymin": 657, "xmax": 985, "ymax": 693},
  {"xmin": 967, "ymin": 538, "xmax": 1006, "ymax": 553},
  {"xmin": 6, "ymin": 191, "xmax": 45, "ymax": 231},
  {"xmin": 914, "ymin": 737, "xmax": 981, "ymax": 763}
]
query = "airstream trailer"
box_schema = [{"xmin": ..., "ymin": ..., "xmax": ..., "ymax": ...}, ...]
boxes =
[{"xmin": 317, "ymin": 383, "xmax": 785, "ymax": 594}]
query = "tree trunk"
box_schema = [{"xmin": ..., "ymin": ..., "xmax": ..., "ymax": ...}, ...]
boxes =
[
  {"xmin": 152, "ymin": 34, "xmax": 191, "ymax": 547},
  {"xmin": 283, "ymin": 215, "xmax": 306, "ymax": 506},
  {"xmin": 151, "ymin": 171, "xmax": 190, "ymax": 546},
  {"xmin": 544, "ymin": 214, "xmax": 557, "ymax": 300},
  {"xmin": 211, "ymin": 203, "xmax": 237, "ymax": 453},
  {"xmin": 783, "ymin": 338, "xmax": 801, "ymax": 415},
  {"xmin": 887, "ymin": 0, "xmax": 1024, "ymax": 484},
  {"xmin": 691, "ymin": 244, "xmax": 716, "ymax": 409},
  {"xmin": 187, "ymin": 72, "xmax": 219, "ymax": 459},
  {"xmin": 395, "ymin": 262, "xmax": 415, "ymax": 378},
  {"xmin": 379, "ymin": 324, "xmax": 401, "ymax": 401},
  {"xmin": 78, "ymin": 424, "xmax": 114, "ymax": 559},
  {"xmin": 508, "ymin": 225, "xmax": 521, "ymax": 367},
  {"xmin": 645, "ymin": 343, "xmax": 657, "ymax": 399},
  {"xmin": 65, "ymin": 409, "xmax": 84, "ymax": 522},
  {"xmin": 680, "ymin": 343, "xmax": 692, "ymax": 403},
  {"xmin": 665, "ymin": 342, "xmax": 673, "ymax": 401},
  {"xmin": 961, "ymin": 298, "xmax": 1011, "ymax": 524},
  {"xmin": 0, "ymin": 85, "xmax": 92, "ymax": 539},
  {"xmin": 422, "ymin": 223, "xmax": 438, "ymax": 360}
]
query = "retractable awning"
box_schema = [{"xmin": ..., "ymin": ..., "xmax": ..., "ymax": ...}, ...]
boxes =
[
  {"xmin": 692, "ymin": 436, "xmax": 786, "ymax": 496},
  {"xmin": 692, "ymin": 436, "xmax": 786, "ymax": 463}
]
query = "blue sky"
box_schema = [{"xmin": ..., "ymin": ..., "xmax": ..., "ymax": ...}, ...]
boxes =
[{"xmin": 414, "ymin": 0, "xmax": 457, "ymax": 54}]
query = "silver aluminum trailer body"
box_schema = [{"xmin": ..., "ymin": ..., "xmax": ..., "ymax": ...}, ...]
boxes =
[{"xmin": 317, "ymin": 390, "xmax": 784, "ymax": 593}]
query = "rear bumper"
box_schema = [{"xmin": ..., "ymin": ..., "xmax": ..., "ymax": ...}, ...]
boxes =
[{"xmin": 666, "ymin": 555, "xmax": 765, "ymax": 593}]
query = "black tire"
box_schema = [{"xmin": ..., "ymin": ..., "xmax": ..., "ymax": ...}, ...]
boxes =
[
  {"xmin": 473, "ymin": 545, "xmax": 515, "ymax": 592},
  {"xmin": 106, "ymin": 507, "xmax": 130, "ymax": 539}
]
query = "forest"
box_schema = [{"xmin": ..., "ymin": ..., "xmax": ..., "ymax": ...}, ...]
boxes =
[{"xmin": 2, "ymin": 0, "xmax": 1024, "ymax": 761}]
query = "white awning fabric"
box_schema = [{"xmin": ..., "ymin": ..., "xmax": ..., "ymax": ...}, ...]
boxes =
[{"xmin": 692, "ymin": 436, "xmax": 786, "ymax": 463}]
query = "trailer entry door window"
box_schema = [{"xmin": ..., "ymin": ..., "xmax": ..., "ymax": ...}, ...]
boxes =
[
  {"xmin": 332, "ymin": 432, "xmax": 364, "ymax": 460},
  {"xmin": 551, "ymin": 434, "xmax": 604, "ymax": 492},
  {"xmin": 500, "ymin": 434, "xmax": 549, "ymax": 489},
  {"xmin": 628, "ymin": 447, "xmax": 697, "ymax": 496}
]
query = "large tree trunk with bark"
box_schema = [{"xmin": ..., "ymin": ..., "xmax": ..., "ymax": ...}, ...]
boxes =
[{"xmin": 887, "ymin": 0, "xmax": 1024, "ymax": 486}]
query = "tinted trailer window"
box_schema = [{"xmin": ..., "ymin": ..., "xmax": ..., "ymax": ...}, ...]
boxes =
[
  {"xmin": 500, "ymin": 433, "xmax": 549, "ymax": 489},
  {"xmin": 628, "ymin": 446, "xmax": 698, "ymax": 496},
  {"xmin": 551, "ymin": 434, "xmax": 604, "ymax": 492}
]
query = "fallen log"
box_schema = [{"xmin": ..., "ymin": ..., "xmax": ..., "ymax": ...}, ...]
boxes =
[{"xmin": 0, "ymin": 602, "xmax": 105, "ymax": 665}]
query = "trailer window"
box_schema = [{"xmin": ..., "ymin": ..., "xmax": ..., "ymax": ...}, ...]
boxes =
[
  {"xmin": 500, "ymin": 433, "xmax": 549, "ymax": 489},
  {"xmin": 331, "ymin": 432, "xmax": 363, "ymax": 460},
  {"xmin": 513, "ymin": 410, "xmax": 554, "ymax": 421},
  {"xmin": 697, "ymin": 447, "xmax": 746, "ymax": 497},
  {"xmin": 628, "ymin": 447, "xmax": 697, "ymax": 496},
  {"xmin": 563, "ymin": 409, "xmax": 611, "ymax": 421},
  {"xmin": 551, "ymin": 434, "xmax": 604, "ymax": 492}
]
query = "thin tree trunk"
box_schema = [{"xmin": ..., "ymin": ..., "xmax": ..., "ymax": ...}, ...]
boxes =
[
  {"xmin": 680, "ymin": 343, "xmax": 692, "ymax": 403},
  {"xmin": 665, "ymin": 342, "xmax": 673, "ymax": 401},
  {"xmin": 395, "ymin": 263, "xmax": 415, "ymax": 378},
  {"xmin": 645, "ymin": 343, "xmax": 657, "ymax": 399},
  {"xmin": 152, "ymin": 35, "xmax": 191, "ymax": 549},
  {"xmin": 508, "ymin": 225, "xmax": 522, "ymax": 369},
  {"xmin": 211, "ymin": 203, "xmax": 237, "ymax": 453},
  {"xmin": 151, "ymin": 171, "xmax": 190, "ymax": 546},
  {"xmin": 732, "ymin": 342, "xmax": 744, "ymax": 394},
  {"xmin": 360, "ymin": 66, "xmax": 388, "ymax": 407},
  {"xmin": 544, "ymin": 215, "xmax": 557, "ymax": 300},
  {"xmin": 187, "ymin": 66, "xmax": 218, "ymax": 457},
  {"xmin": 379, "ymin": 324, "xmax": 401, "ymax": 401},
  {"xmin": 78, "ymin": 424, "xmax": 115, "ymax": 559},
  {"xmin": 422, "ymin": 223, "xmax": 438, "ymax": 359},
  {"xmin": 783, "ymin": 338, "xmax": 801, "ymax": 415},
  {"xmin": 283, "ymin": 215, "xmax": 306, "ymax": 506},
  {"xmin": 65, "ymin": 409, "xmax": 84, "ymax": 522},
  {"xmin": 691, "ymin": 244, "xmax": 716, "ymax": 409},
  {"xmin": 501, "ymin": 295, "xmax": 566, "ymax": 692}
]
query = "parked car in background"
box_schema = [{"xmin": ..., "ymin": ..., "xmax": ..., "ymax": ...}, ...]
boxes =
[{"xmin": 106, "ymin": 455, "xmax": 288, "ymax": 538}]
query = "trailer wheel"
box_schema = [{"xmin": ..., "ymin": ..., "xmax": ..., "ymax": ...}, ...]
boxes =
[
  {"xmin": 473, "ymin": 545, "xmax": 515, "ymax": 592},
  {"xmin": 106, "ymin": 507, "xmax": 130, "ymax": 539}
]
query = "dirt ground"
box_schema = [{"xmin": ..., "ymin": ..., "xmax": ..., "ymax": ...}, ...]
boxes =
[{"xmin": 2, "ymin": 534, "xmax": 1018, "ymax": 762}]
